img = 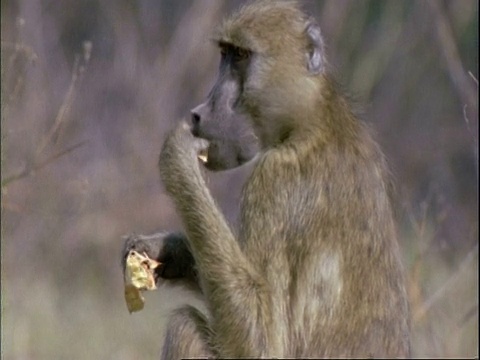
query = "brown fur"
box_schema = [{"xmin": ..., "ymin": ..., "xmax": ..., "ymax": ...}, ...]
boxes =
[{"xmin": 126, "ymin": 1, "xmax": 410, "ymax": 358}]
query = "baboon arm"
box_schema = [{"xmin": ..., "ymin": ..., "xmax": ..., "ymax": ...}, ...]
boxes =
[
  {"xmin": 159, "ymin": 124, "xmax": 257, "ymax": 285},
  {"xmin": 159, "ymin": 124, "xmax": 268, "ymax": 351},
  {"xmin": 174, "ymin": 173, "xmax": 248, "ymax": 283},
  {"xmin": 167, "ymin": 175, "xmax": 269, "ymax": 354}
]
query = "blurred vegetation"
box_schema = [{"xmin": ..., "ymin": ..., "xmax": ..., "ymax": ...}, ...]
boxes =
[{"xmin": 1, "ymin": 0, "xmax": 478, "ymax": 358}]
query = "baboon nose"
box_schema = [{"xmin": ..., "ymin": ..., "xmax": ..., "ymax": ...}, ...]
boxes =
[
  {"xmin": 191, "ymin": 111, "xmax": 201, "ymax": 126},
  {"xmin": 190, "ymin": 111, "xmax": 201, "ymax": 136}
]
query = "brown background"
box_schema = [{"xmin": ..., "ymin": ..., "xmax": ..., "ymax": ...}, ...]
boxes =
[{"xmin": 1, "ymin": 0, "xmax": 478, "ymax": 358}]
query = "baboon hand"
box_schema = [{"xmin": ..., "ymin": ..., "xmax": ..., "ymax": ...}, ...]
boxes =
[
  {"xmin": 159, "ymin": 121, "xmax": 209, "ymax": 189},
  {"xmin": 159, "ymin": 121, "xmax": 209, "ymax": 168},
  {"xmin": 122, "ymin": 232, "xmax": 196, "ymax": 283}
]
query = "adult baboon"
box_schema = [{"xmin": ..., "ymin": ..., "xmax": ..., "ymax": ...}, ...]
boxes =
[{"xmin": 123, "ymin": 1, "xmax": 410, "ymax": 358}]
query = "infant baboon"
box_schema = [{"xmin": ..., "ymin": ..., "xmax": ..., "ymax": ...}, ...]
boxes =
[{"xmin": 123, "ymin": 1, "xmax": 410, "ymax": 358}]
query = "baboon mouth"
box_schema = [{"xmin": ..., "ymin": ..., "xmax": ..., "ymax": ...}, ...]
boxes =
[
  {"xmin": 197, "ymin": 148, "xmax": 209, "ymax": 164},
  {"xmin": 195, "ymin": 140, "xmax": 257, "ymax": 171}
]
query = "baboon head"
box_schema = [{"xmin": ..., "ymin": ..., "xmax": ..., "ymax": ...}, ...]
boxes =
[
  {"xmin": 191, "ymin": 1, "xmax": 326, "ymax": 170},
  {"xmin": 190, "ymin": 88, "xmax": 259, "ymax": 171}
]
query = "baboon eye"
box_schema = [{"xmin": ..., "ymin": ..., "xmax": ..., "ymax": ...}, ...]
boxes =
[
  {"xmin": 220, "ymin": 44, "xmax": 250, "ymax": 62},
  {"xmin": 232, "ymin": 47, "xmax": 250, "ymax": 62},
  {"xmin": 220, "ymin": 47, "xmax": 227, "ymax": 58}
]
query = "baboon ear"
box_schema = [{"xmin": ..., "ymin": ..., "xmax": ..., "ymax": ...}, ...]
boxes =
[{"xmin": 305, "ymin": 21, "xmax": 325, "ymax": 74}]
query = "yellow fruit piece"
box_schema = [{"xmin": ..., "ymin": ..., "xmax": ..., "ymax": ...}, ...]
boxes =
[
  {"xmin": 198, "ymin": 149, "xmax": 208, "ymax": 164},
  {"xmin": 124, "ymin": 284, "xmax": 145, "ymax": 313},
  {"xmin": 124, "ymin": 250, "xmax": 160, "ymax": 313}
]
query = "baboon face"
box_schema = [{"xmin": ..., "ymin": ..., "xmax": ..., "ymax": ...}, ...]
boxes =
[
  {"xmin": 190, "ymin": 45, "xmax": 259, "ymax": 171},
  {"xmin": 191, "ymin": 2, "xmax": 326, "ymax": 159}
]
